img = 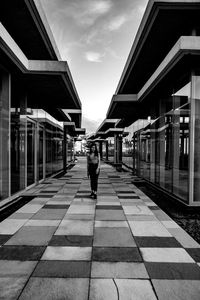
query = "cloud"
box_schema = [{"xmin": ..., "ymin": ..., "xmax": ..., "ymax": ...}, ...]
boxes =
[
  {"xmin": 85, "ymin": 51, "xmax": 105, "ymax": 62},
  {"xmin": 106, "ymin": 15, "xmax": 127, "ymax": 31},
  {"xmin": 57, "ymin": 0, "xmax": 113, "ymax": 27}
]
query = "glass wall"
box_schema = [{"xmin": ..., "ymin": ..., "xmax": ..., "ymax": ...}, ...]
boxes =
[
  {"xmin": 107, "ymin": 137, "xmax": 114, "ymax": 162},
  {"xmin": 133, "ymin": 80, "xmax": 191, "ymax": 203},
  {"xmin": 0, "ymin": 69, "xmax": 10, "ymax": 200}
]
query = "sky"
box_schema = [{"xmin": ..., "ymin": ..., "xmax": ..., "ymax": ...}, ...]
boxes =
[{"xmin": 40, "ymin": 0, "xmax": 148, "ymax": 134}]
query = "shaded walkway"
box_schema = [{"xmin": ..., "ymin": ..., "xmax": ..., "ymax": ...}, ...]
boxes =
[{"xmin": 0, "ymin": 157, "xmax": 200, "ymax": 299}]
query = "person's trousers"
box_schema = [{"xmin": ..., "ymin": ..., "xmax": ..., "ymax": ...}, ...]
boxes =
[{"xmin": 88, "ymin": 164, "xmax": 99, "ymax": 192}]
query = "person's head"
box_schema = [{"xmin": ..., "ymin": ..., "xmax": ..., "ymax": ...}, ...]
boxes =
[{"xmin": 89, "ymin": 143, "xmax": 98, "ymax": 155}]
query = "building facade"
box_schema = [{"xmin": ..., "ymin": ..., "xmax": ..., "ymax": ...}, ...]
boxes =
[
  {"xmin": 0, "ymin": 0, "xmax": 84, "ymax": 203},
  {"xmin": 102, "ymin": 0, "xmax": 200, "ymax": 206}
]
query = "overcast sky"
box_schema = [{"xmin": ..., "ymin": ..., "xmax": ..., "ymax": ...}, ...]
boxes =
[{"xmin": 40, "ymin": 0, "xmax": 148, "ymax": 133}]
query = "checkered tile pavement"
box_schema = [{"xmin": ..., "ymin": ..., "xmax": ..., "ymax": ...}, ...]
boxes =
[{"xmin": 0, "ymin": 157, "xmax": 200, "ymax": 299}]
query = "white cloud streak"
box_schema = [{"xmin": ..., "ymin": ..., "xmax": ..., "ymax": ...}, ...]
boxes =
[{"xmin": 85, "ymin": 51, "xmax": 105, "ymax": 62}]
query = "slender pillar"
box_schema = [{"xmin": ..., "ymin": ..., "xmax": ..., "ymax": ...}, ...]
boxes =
[
  {"xmin": 63, "ymin": 125, "xmax": 67, "ymax": 172},
  {"xmin": 99, "ymin": 141, "xmax": 103, "ymax": 159},
  {"xmin": 105, "ymin": 140, "xmax": 108, "ymax": 161}
]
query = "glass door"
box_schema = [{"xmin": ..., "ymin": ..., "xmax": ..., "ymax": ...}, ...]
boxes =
[{"xmin": 27, "ymin": 118, "xmax": 36, "ymax": 186}]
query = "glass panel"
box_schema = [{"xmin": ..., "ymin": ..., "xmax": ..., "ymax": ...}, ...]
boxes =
[
  {"xmin": 27, "ymin": 119, "xmax": 35, "ymax": 186},
  {"xmin": 193, "ymin": 76, "xmax": 200, "ymax": 202},
  {"xmin": 0, "ymin": 70, "xmax": 9, "ymax": 200},
  {"xmin": 38, "ymin": 125, "xmax": 44, "ymax": 180},
  {"xmin": 108, "ymin": 137, "xmax": 114, "ymax": 162}
]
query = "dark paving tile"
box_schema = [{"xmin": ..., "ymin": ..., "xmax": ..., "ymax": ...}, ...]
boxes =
[
  {"xmin": 96, "ymin": 205, "xmax": 123, "ymax": 210},
  {"xmin": 118, "ymin": 195, "xmax": 140, "ymax": 199},
  {"xmin": 0, "ymin": 246, "xmax": 45, "ymax": 260},
  {"xmin": 74, "ymin": 195, "xmax": 91, "ymax": 199},
  {"xmin": 42, "ymin": 205, "xmax": 70, "ymax": 209},
  {"xmin": 149, "ymin": 206, "xmax": 160, "ymax": 210},
  {"xmin": 77, "ymin": 191, "xmax": 90, "ymax": 193},
  {"xmin": 49, "ymin": 235, "xmax": 93, "ymax": 246},
  {"xmin": 92, "ymin": 247, "xmax": 142, "ymax": 262},
  {"xmin": 185, "ymin": 248, "xmax": 200, "ymax": 262},
  {"xmin": 117, "ymin": 191, "xmax": 135, "ymax": 194},
  {"xmin": 108, "ymin": 176, "xmax": 120, "ymax": 178},
  {"xmin": 145, "ymin": 262, "xmax": 200, "ymax": 279},
  {"xmin": 32, "ymin": 261, "xmax": 91, "ymax": 278},
  {"xmin": 40, "ymin": 191, "xmax": 57, "ymax": 193},
  {"xmin": 135, "ymin": 237, "xmax": 182, "ymax": 248},
  {"xmin": 35, "ymin": 195, "xmax": 53, "ymax": 198},
  {"xmin": 0, "ymin": 235, "xmax": 12, "ymax": 245}
]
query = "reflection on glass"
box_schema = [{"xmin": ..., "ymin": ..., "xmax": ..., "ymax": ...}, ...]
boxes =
[
  {"xmin": 0, "ymin": 70, "xmax": 9, "ymax": 200},
  {"xmin": 27, "ymin": 119, "xmax": 35, "ymax": 186},
  {"xmin": 108, "ymin": 137, "xmax": 114, "ymax": 162},
  {"xmin": 38, "ymin": 126, "xmax": 44, "ymax": 180}
]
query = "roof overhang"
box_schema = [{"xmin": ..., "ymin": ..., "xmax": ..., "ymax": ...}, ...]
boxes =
[
  {"xmin": 62, "ymin": 109, "xmax": 82, "ymax": 128},
  {"xmin": 75, "ymin": 128, "xmax": 86, "ymax": 136},
  {"xmin": 106, "ymin": 94, "xmax": 140, "ymax": 127},
  {"xmin": 96, "ymin": 118, "xmax": 119, "ymax": 132},
  {"xmin": 116, "ymin": 0, "xmax": 200, "ymax": 94},
  {"xmin": 104, "ymin": 128, "xmax": 124, "ymax": 138},
  {"xmin": 0, "ymin": 0, "xmax": 60, "ymax": 60},
  {"xmin": 0, "ymin": 23, "xmax": 81, "ymax": 121}
]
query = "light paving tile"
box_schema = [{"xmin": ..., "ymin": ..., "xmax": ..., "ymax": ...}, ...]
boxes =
[
  {"xmin": 94, "ymin": 228, "xmax": 136, "ymax": 247},
  {"xmin": 46, "ymin": 200, "xmax": 72, "ymax": 205},
  {"xmin": 67, "ymin": 205, "xmax": 95, "ymax": 214},
  {"xmin": 0, "ymin": 219, "xmax": 28, "ymax": 234},
  {"xmin": 41, "ymin": 246, "xmax": 92, "ymax": 261},
  {"xmin": 89, "ymin": 279, "xmax": 118, "ymax": 300},
  {"xmin": 123, "ymin": 205, "xmax": 153, "ymax": 215},
  {"xmin": 0, "ymin": 261, "xmax": 37, "ymax": 277},
  {"xmin": 127, "ymin": 215, "xmax": 158, "ymax": 221},
  {"xmin": 0, "ymin": 277, "xmax": 28, "ymax": 300},
  {"xmin": 91, "ymin": 262, "xmax": 149, "ymax": 278},
  {"xmin": 115, "ymin": 279, "xmax": 157, "ymax": 300},
  {"xmin": 129, "ymin": 221, "xmax": 172, "ymax": 237},
  {"xmin": 161, "ymin": 220, "xmax": 180, "ymax": 228},
  {"xmin": 95, "ymin": 221, "xmax": 128, "ymax": 228},
  {"xmin": 18, "ymin": 278, "xmax": 89, "ymax": 300},
  {"xmin": 96, "ymin": 202, "xmax": 121, "ymax": 206},
  {"xmin": 152, "ymin": 280, "xmax": 200, "ymax": 300},
  {"xmin": 7, "ymin": 213, "xmax": 34, "ymax": 220},
  {"xmin": 140, "ymin": 248, "xmax": 195, "ymax": 263},
  {"xmin": 55, "ymin": 220, "xmax": 93, "ymax": 236},
  {"xmin": 24, "ymin": 220, "xmax": 60, "ymax": 227},
  {"xmin": 64, "ymin": 214, "xmax": 94, "ymax": 220},
  {"xmin": 5, "ymin": 226, "xmax": 56, "ymax": 246},
  {"xmin": 16, "ymin": 204, "xmax": 43, "ymax": 214},
  {"xmin": 168, "ymin": 228, "xmax": 200, "ymax": 248}
]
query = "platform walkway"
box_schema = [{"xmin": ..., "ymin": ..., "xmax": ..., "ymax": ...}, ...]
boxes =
[{"xmin": 0, "ymin": 157, "xmax": 200, "ymax": 299}]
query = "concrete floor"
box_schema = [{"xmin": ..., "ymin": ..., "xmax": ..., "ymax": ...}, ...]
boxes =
[{"xmin": 0, "ymin": 157, "xmax": 200, "ymax": 299}]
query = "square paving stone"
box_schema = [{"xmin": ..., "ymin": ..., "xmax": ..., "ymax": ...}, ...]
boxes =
[
  {"xmin": 0, "ymin": 234, "xmax": 12, "ymax": 245},
  {"xmin": 95, "ymin": 210, "xmax": 126, "ymax": 221},
  {"xmin": 89, "ymin": 279, "xmax": 117, "ymax": 300},
  {"xmin": 115, "ymin": 279, "xmax": 157, "ymax": 300},
  {"xmin": 95, "ymin": 221, "xmax": 128, "ymax": 228},
  {"xmin": 67, "ymin": 205, "xmax": 95, "ymax": 214},
  {"xmin": 91, "ymin": 262, "xmax": 149, "ymax": 278},
  {"xmin": 18, "ymin": 278, "xmax": 89, "ymax": 300},
  {"xmin": 0, "ymin": 219, "xmax": 28, "ymax": 235},
  {"xmin": 185, "ymin": 248, "xmax": 200, "ymax": 262},
  {"xmin": 129, "ymin": 221, "xmax": 172, "ymax": 237},
  {"xmin": 16, "ymin": 204, "xmax": 43, "ymax": 214},
  {"xmin": 0, "ymin": 246, "xmax": 45, "ymax": 260},
  {"xmin": 41, "ymin": 246, "xmax": 92, "ymax": 261},
  {"xmin": 94, "ymin": 228, "xmax": 136, "ymax": 247},
  {"xmin": 32, "ymin": 261, "xmax": 91, "ymax": 278},
  {"xmin": 168, "ymin": 228, "xmax": 200, "ymax": 248},
  {"xmin": 24, "ymin": 220, "xmax": 60, "ymax": 227},
  {"xmin": 31, "ymin": 209, "xmax": 67, "ymax": 220},
  {"xmin": 135, "ymin": 237, "xmax": 182, "ymax": 248},
  {"xmin": 152, "ymin": 280, "xmax": 200, "ymax": 300},
  {"xmin": 64, "ymin": 214, "xmax": 94, "ymax": 220},
  {"xmin": 145, "ymin": 262, "xmax": 200, "ymax": 279},
  {"xmin": 5, "ymin": 226, "xmax": 56, "ymax": 246},
  {"xmin": 127, "ymin": 215, "xmax": 157, "ymax": 221},
  {"xmin": 48, "ymin": 235, "xmax": 93, "ymax": 246},
  {"xmin": 96, "ymin": 205, "xmax": 122, "ymax": 210},
  {"xmin": 42, "ymin": 204, "xmax": 70, "ymax": 209},
  {"xmin": 140, "ymin": 248, "xmax": 194, "ymax": 263},
  {"xmin": 0, "ymin": 261, "xmax": 37, "ymax": 277},
  {"xmin": 123, "ymin": 206, "xmax": 153, "ymax": 215},
  {"xmin": 55, "ymin": 220, "xmax": 93, "ymax": 236},
  {"xmin": 92, "ymin": 247, "xmax": 142, "ymax": 262},
  {"xmin": 7, "ymin": 213, "xmax": 35, "ymax": 219},
  {"xmin": 0, "ymin": 277, "xmax": 28, "ymax": 300}
]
